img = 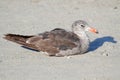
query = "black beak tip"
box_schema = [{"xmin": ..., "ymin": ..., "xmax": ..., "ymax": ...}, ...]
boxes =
[{"xmin": 96, "ymin": 31, "xmax": 99, "ymax": 34}]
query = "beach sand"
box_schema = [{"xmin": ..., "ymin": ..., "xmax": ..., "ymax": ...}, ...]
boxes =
[{"xmin": 0, "ymin": 0, "xmax": 120, "ymax": 80}]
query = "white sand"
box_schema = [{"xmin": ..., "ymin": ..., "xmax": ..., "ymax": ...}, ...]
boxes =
[{"xmin": 0, "ymin": 0, "xmax": 120, "ymax": 80}]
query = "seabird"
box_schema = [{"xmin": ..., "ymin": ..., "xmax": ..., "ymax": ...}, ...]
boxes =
[{"xmin": 3, "ymin": 20, "xmax": 98, "ymax": 57}]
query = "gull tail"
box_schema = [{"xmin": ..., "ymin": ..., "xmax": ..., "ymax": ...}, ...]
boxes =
[
  {"xmin": 3, "ymin": 34, "xmax": 40, "ymax": 51},
  {"xmin": 3, "ymin": 34, "xmax": 33, "ymax": 45}
]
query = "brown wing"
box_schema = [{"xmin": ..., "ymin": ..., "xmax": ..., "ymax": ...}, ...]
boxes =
[
  {"xmin": 26, "ymin": 28, "xmax": 80, "ymax": 56},
  {"xmin": 4, "ymin": 28, "xmax": 80, "ymax": 56}
]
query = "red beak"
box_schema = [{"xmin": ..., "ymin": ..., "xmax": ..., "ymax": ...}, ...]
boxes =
[{"xmin": 89, "ymin": 27, "xmax": 98, "ymax": 34}]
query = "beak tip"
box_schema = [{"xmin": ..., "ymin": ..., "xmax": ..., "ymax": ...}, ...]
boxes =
[{"xmin": 96, "ymin": 31, "xmax": 99, "ymax": 34}]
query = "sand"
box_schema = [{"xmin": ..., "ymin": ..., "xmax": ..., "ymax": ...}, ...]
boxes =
[{"xmin": 0, "ymin": 0, "xmax": 120, "ymax": 80}]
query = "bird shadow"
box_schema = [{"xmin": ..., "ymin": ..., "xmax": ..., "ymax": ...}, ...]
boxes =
[
  {"xmin": 88, "ymin": 36, "xmax": 117, "ymax": 52},
  {"xmin": 21, "ymin": 46, "xmax": 39, "ymax": 52}
]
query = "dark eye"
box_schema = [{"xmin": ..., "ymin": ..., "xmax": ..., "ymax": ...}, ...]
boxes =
[{"xmin": 81, "ymin": 25, "xmax": 85, "ymax": 28}]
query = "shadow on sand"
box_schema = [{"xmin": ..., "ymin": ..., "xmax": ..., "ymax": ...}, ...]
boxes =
[
  {"xmin": 22, "ymin": 46, "xmax": 39, "ymax": 52},
  {"xmin": 88, "ymin": 36, "xmax": 117, "ymax": 52}
]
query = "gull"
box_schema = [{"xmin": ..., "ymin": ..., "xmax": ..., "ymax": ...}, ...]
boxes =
[{"xmin": 4, "ymin": 20, "xmax": 98, "ymax": 57}]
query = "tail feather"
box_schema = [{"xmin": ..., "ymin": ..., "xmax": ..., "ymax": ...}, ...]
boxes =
[
  {"xmin": 3, "ymin": 34, "xmax": 40, "ymax": 51},
  {"xmin": 3, "ymin": 34, "xmax": 33, "ymax": 45}
]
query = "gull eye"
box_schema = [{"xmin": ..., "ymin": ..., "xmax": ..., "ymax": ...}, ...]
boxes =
[{"xmin": 81, "ymin": 25, "xmax": 85, "ymax": 28}]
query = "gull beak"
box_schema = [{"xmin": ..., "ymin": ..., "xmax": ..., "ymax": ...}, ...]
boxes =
[{"xmin": 86, "ymin": 27, "xmax": 99, "ymax": 34}]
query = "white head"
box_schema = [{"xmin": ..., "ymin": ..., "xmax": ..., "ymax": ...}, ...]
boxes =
[
  {"xmin": 71, "ymin": 20, "xmax": 98, "ymax": 53},
  {"xmin": 72, "ymin": 20, "xmax": 98, "ymax": 34}
]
